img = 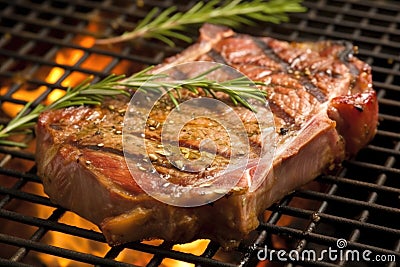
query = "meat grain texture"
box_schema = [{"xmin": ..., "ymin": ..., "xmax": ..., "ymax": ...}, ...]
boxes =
[{"xmin": 36, "ymin": 24, "xmax": 378, "ymax": 249}]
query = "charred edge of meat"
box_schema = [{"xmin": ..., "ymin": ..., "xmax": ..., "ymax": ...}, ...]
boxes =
[
  {"xmin": 251, "ymin": 35, "xmax": 328, "ymax": 103},
  {"xmin": 35, "ymin": 23, "xmax": 378, "ymax": 250},
  {"xmin": 302, "ymin": 81, "xmax": 328, "ymax": 102},
  {"xmin": 336, "ymin": 40, "xmax": 360, "ymax": 76},
  {"xmin": 207, "ymin": 49, "xmax": 229, "ymax": 65},
  {"xmin": 354, "ymin": 104, "xmax": 364, "ymax": 112},
  {"xmin": 251, "ymin": 37, "xmax": 290, "ymax": 70},
  {"xmin": 279, "ymin": 127, "xmax": 289, "ymax": 135},
  {"xmin": 268, "ymin": 101, "xmax": 296, "ymax": 126},
  {"xmin": 75, "ymin": 144, "xmax": 124, "ymax": 157}
]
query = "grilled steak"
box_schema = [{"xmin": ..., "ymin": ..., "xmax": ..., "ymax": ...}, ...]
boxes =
[{"xmin": 36, "ymin": 24, "xmax": 378, "ymax": 249}]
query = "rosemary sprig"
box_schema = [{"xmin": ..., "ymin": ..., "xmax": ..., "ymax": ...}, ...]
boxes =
[
  {"xmin": 0, "ymin": 75, "xmax": 129, "ymax": 148},
  {"xmin": 119, "ymin": 65, "xmax": 267, "ymax": 112},
  {"xmin": 95, "ymin": 0, "xmax": 306, "ymax": 46},
  {"xmin": 0, "ymin": 66, "xmax": 267, "ymax": 148}
]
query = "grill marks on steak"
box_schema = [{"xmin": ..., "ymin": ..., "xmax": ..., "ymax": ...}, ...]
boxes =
[
  {"xmin": 179, "ymin": 24, "xmax": 376, "ymax": 151},
  {"xmin": 36, "ymin": 24, "xmax": 378, "ymax": 249},
  {"xmin": 198, "ymin": 33, "xmax": 355, "ymax": 128}
]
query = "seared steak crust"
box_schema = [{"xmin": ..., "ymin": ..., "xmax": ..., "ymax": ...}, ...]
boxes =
[{"xmin": 36, "ymin": 24, "xmax": 378, "ymax": 249}]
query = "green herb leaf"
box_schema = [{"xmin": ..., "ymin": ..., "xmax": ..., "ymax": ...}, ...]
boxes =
[
  {"xmin": 0, "ymin": 65, "xmax": 269, "ymax": 147},
  {"xmin": 95, "ymin": 0, "xmax": 306, "ymax": 46}
]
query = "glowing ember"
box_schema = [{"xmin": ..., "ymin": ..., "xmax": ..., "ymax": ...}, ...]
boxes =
[
  {"xmin": 0, "ymin": 18, "xmax": 211, "ymax": 267},
  {"xmin": 0, "ymin": 20, "xmax": 132, "ymax": 117},
  {"xmin": 164, "ymin": 240, "xmax": 210, "ymax": 267}
]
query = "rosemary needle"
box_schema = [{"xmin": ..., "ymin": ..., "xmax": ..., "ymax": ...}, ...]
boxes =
[
  {"xmin": 0, "ymin": 1, "xmax": 306, "ymax": 146},
  {"xmin": 0, "ymin": 74, "xmax": 129, "ymax": 148},
  {"xmin": 95, "ymin": 0, "xmax": 306, "ymax": 46},
  {"xmin": 0, "ymin": 66, "xmax": 267, "ymax": 148}
]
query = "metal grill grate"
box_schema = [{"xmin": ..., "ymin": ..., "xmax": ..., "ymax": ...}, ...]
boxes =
[{"xmin": 0, "ymin": 0, "xmax": 399, "ymax": 266}]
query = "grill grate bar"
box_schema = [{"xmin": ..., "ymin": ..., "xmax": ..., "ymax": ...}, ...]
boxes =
[
  {"xmin": 307, "ymin": 0, "xmax": 400, "ymax": 20},
  {"xmin": 338, "ymin": 141, "xmax": 399, "ymax": 264},
  {"xmin": 389, "ymin": 240, "xmax": 400, "ymax": 267},
  {"xmin": 0, "ymin": 178, "xmax": 26, "ymax": 209},
  {"xmin": 0, "ymin": 169, "xmax": 40, "ymax": 183},
  {"xmin": 276, "ymin": 205, "xmax": 400, "ymax": 236},
  {"xmin": 92, "ymin": 45, "xmax": 135, "ymax": 83},
  {"xmin": 300, "ymin": 7, "xmax": 400, "ymax": 36},
  {"xmin": 258, "ymin": 224, "xmax": 400, "ymax": 259},
  {"xmin": 0, "ymin": 147, "xmax": 35, "ymax": 161},
  {"xmin": 295, "ymin": 189, "xmax": 400, "ymax": 214},
  {"xmin": 319, "ymin": 175, "xmax": 400, "ymax": 195},
  {"xmin": 376, "ymin": 130, "xmax": 400, "ymax": 139},
  {"xmin": 2, "ymin": 0, "xmax": 99, "ymax": 30},
  {"xmin": 365, "ymin": 145, "xmax": 400, "ymax": 157},
  {"xmin": 9, "ymin": 208, "xmax": 64, "ymax": 263},
  {"xmin": 373, "ymin": 66, "xmax": 400, "ymax": 79},
  {"xmin": 282, "ymin": 180, "xmax": 341, "ymax": 267},
  {"xmin": 0, "ymin": 5, "xmax": 94, "ymax": 37},
  {"xmin": 122, "ymin": 242, "xmax": 237, "ymax": 267},
  {"xmin": 145, "ymin": 242, "xmax": 174, "ymax": 267},
  {"xmin": 378, "ymin": 98, "xmax": 400, "ymax": 109},
  {"xmin": 271, "ymin": 17, "xmax": 400, "ymax": 50},
  {"xmin": 0, "ymin": 233, "xmax": 135, "ymax": 267},
  {"xmin": 0, "ymin": 25, "xmax": 157, "ymax": 65},
  {"xmin": 0, "ymin": 49, "xmax": 103, "ymax": 86},
  {"xmin": 0, "ymin": 185, "xmax": 56, "ymax": 207},
  {"xmin": 0, "ymin": 209, "xmax": 105, "ymax": 242},
  {"xmin": 95, "ymin": 246, "xmax": 126, "ymax": 267},
  {"xmin": 0, "ymin": 0, "xmax": 399, "ymax": 266},
  {"xmin": 0, "ymin": 258, "xmax": 32, "ymax": 267},
  {"xmin": 345, "ymin": 160, "xmax": 400, "ymax": 175},
  {"xmin": 2, "ymin": 0, "xmax": 146, "ymax": 26},
  {"xmin": 238, "ymin": 196, "xmax": 294, "ymax": 267},
  {"xmin": 374, "ymin": 82, "xmax": 400, "ymax": 94},
  {"xmin": 0, "ymin": 1, "xmax": 80, "ymax": 100},
  {"xmin": 0, "ymin": 15, "xmax": 91, "ymax": 119},
  {"xmin": 194, "ymin": 241, "xmax": 221, "ymax": 267}
]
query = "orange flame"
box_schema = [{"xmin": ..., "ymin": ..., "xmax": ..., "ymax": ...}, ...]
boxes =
[
  {"xmin": 0, "ymin": 11, "xmax": 323, "ymax": 264},
  {"xmin": 0, "ymin": 19, "xmax": 210, "ymax": 267},
  {"xmin": 0, "ymin": 20, "xmax": 132, "ymax": 117}
]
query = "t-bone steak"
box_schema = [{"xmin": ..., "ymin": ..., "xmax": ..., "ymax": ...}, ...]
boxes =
[{"xmin": 36, "ymin": 24, "xmax": 378, "ymax": 249}]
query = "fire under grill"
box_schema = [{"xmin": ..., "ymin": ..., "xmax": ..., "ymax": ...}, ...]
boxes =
[{"xmin": 0, "ymin": 0, "xmax": 399, "ymax": 266}]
